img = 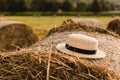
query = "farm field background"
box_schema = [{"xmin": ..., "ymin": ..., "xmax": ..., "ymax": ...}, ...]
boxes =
[{"xmin": 4, "ymin": 16, "xmax": 114, "ymax": 39}]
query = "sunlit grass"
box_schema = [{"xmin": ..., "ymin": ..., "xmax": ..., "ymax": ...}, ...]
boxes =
[{"xmin": 3, "ymin": 16, "xmax": 114, "ymax": 39}]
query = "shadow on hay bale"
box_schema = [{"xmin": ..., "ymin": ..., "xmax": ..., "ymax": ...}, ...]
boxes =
[
  {"xmin": 107, "ymin": 18, "xmax": 120, "ymax": 35},
  {"xmin": 62, "ymin": 18, "xmax": 104, "ymax": 28},
  {"xmin": 0, "ymin": 21, "xmax": 38, "ymax": 51},
  {"xmin": 0, "ymin": 51, "xmax": 119, "ymax": 80}
]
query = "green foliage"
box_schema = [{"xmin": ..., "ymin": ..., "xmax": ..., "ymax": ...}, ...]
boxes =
[
  {"xmin": 0, "ymin": 0, "xmax": 8, "ymax": 12},
  {"xmin": 30, "ymin": 0, "xmax": 39, "ymax": 11},
  {"xmin": 24, "ymin": 0, "xmax": 32, "ymax": 10},
  {"xmin": 108, "ymin": 2, "xmax": 116, "ymax": 11},
  {"xmin": 89, "ymin": 0, "xmax": 102, "ymax": 14},
  {"xmin": 46, "ymin": 0, "xmax": 62, "ymax": 12},
  {"xmin": 18, "ymin": 0, "xmax": 27, "ymax": 11},
  {"xmin": 76, "ymin": 1, "xmax": 88, "ymax": 12},
  {"xmin": 0, "ymin": 0, "xmax": 118, "ymax": 13},
  {"xmin": 30, "ymin": 0, "xmax": 62, "ymax": 12},
  {"xmin": 100, "ymin": 0, "xmax": 115, "ymax": 11},
  {"xmin": 7, "ymin": 0, "xmax": 27, "ymax": 12},
  {"xmin": 61, "ymin": 0, "xmax": 73, "ymax": 12},
  {"xmin": 31, "ymin": 0, "xmax": 47, "ymax": 11}
]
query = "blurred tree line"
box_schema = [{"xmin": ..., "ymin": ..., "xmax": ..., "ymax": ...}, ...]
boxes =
[{"xmin": 0, "ymin": 0, "xmax": 117, "ymax": 14}]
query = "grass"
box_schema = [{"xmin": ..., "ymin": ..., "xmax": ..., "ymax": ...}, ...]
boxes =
[{"xmin": 3, "ymin": 16, "xmax": 114, "ymax": 39}]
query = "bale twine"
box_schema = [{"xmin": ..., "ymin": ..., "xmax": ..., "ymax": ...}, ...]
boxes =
[
  {"xmin": 0, "ymin": 50, "xmax": 119, "ymax": 80},
  {"xmin": 29, "ymin": 23, "xmax": 120, "ymax": 78},
  {"xmin": 62, "ymin": 18, "xmax": 104, "ymax": 28},
  {"xmin": 0, "ymin": 21, "xmax": 38, "ymax": 51},
  {"xmin": 107, "ymin": 17, "xmax": 120, "ymax": 35}
]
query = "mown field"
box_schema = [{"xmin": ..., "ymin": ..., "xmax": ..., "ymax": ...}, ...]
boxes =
[{"xmin": 4, "ymin": 16, "xmax": 114, "ymax": 39}]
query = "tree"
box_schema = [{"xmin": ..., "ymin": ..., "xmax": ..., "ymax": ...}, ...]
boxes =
[
  {"xmin": 100, "ymin": 0, "xmax": 113, "ymax": 11},
  {"xmin": 31, "ymin": 0, "xmax": 48, "ymax": 11},
  {"xmin": 30, "ymin": 0, "xmax": 39, "ymax": 11},
  {"xmin": 99, "ymin": 0, "xmax": 115, "ymax": 11},
  {"xmin": 7, "ymin": 0, "xmax": 17, "ymax": 12},
  {"xmin": 7, "ymin": 0, "xmax": 27, "ymax": 12},
  {"xmin": 76, "ymin": 1, "xmax": 87, "ymax": 12},
  {"xmin": 108, "ymin": 2, "xmax": 115, "ymax": 11},
  {"xmin": 0, "ymin": 0, "xmax": 8, "ymax": 12},
  {"xmin": 61, "ymin": 0, "xmax": 73, "ymax": 12},
  {"xmin": 24, "ymin": 0, "xmax": 32, "ymax": 11},
  {"xmin": 18, "ymin": 0, "xmax": 27, "ymax": 12},
  {"xmin": 45, "ymin": 0, "xmax": 61, "ymax": 12},
  {"xmin": 89, "ymin": 0, "xmax": 102, "ymax": 14},
  {"xmin": 100, "ymin": 0, "xmax": 107, "ymax": 11}
]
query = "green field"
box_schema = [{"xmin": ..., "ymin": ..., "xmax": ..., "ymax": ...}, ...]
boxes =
[{"xmin": 4, "ymin": 16, "xmax": 114, "ymax": 39}]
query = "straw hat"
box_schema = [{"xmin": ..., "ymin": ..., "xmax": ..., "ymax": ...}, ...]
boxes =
[{"xmin": 56, "ymin": 34, "xmax": 106, "ymax": 58}]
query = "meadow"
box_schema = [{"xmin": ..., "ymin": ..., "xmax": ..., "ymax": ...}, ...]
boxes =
[{"xmin": 4, "ymin": 16, "xmax": 114, "ymax": 39}]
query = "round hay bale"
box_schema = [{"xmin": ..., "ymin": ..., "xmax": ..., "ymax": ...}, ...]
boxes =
[
  {"xmin": 0, "ymin": 50, "xmax": 119, "ymax": 80},
  {"xmin": 107, "ymin": 18, "xmax": 120, "ymax": 35},
  {"xmin": 62, "ymin": 18, "xmax": 104, "ymax": 28},
  {"xmin": 0, "ymin": 21, "xmax": 38, "ymax": 51},
  {"xmin": 30, "ymin": 24, "xmax": 120, "ymax": 77}
]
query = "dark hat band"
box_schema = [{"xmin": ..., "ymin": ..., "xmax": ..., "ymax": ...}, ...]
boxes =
[{"xmin": 65, "ymin": 44, "xmax": 96, "ymax": 54}]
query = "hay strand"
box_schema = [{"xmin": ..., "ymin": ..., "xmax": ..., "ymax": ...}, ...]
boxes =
[{"xmin": 46, "ymin": 45, "xmax": 52, "ymax": 80}]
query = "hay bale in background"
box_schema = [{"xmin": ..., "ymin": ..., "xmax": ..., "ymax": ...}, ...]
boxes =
[
  {"xmin": 62, "ymin": 18, "xmax": 104, "ymax": 28},
  {"xmin": 107, "ymin": 18, "xmax": 120, "ymax": 35},
  {"xmin": 0, "ymin": 21, "xmax": 38, "ymax": 51},
  {"xmin": 0, "ymin": 51, "xmax": 119, "ymax": 80}
]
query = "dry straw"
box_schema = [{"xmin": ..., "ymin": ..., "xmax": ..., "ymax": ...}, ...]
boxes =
[
  {"xmin": 0, "ymin": 50, "xmax": 119, "ymax": 80},
  {"xmin": 0, "ymin": 21, "xmax": 38, "ymax": 51}
]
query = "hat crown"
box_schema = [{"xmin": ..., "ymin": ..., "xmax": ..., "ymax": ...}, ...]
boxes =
[{"xmin": 66, "ymin": 34, "xmax": 98, "ymax": 50}]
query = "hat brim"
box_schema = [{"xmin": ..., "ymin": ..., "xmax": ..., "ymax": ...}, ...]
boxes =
[{"xmin": 56, "ymin": 43, "xmax": 106, "ymax": 59}]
